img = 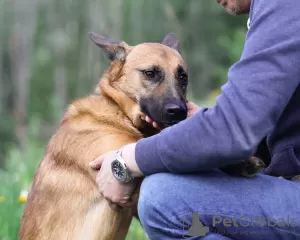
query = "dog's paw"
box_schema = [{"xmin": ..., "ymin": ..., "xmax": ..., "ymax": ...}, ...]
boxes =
[
  {"xmin": 221, "ymin": 156, "xmax": 266, "ymax": 178},
  {"xmin": 239, "ymin": 156, "xmax": 266, "ymax": 178},
  {"xmin": 291, "ymin": 175, "xmax": 300, "ymax": 182}
]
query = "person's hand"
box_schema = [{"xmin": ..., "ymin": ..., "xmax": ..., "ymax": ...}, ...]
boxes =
[
  {"xmin": 89, "ymin": 143, "xmax": 142, "ymax": 211},
  {"xmin": 186, "ymin": 101, "xmax": 201, "ymax": 118},
  {"xmin": 143, "ymin": 101, "xmax": 201, "ymax": 129}
]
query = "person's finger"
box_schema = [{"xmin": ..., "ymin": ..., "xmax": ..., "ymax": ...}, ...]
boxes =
[
  {"xmin": 145, "ymin": 115, "xmax": 153, "ymax": 124},
  {"xmin": 118, "ymin": 199, "xmax": 136, "ymax": 208},
  {"xmin": 153, "ymin": 122, "xmax": 160, "ymax": 130},
  {"xmin": 89, "ymin": 155, "xmax": 105, "ymax": 169},
  {"xmin": 144, "ymin": 115, "xmax": 161, "ymax": 129},
  {"xmin": 187, "ymin": 101, "xmax": 196, "ymax": 109},
  {"xmin": 188, "ymin": 101, "xmax": 200, "ymax": 109}
]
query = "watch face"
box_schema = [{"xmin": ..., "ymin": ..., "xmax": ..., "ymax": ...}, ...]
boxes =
[{"xmin": 112, "ymin": 160, "xmax": 125, "ymax": 181}]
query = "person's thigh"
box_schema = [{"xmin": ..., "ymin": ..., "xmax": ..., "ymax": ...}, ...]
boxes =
[{"xmin": 137, "ymin": 170, "xmax": 300, "ymax": 240}]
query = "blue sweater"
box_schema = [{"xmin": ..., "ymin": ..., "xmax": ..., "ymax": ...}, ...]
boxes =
[{"xmin": 135, "ymin": 0, "xmax": 300, "ymax": 178}]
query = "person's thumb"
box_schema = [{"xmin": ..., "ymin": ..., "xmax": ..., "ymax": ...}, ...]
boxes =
[{"xmin": 89, "ymin": 155, "xmax": 104, "ymax": 169}]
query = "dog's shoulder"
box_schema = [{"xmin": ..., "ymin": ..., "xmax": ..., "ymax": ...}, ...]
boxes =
[{"xmin": 62, "ymin": 95, "xmax": 109, "ymax": 121}]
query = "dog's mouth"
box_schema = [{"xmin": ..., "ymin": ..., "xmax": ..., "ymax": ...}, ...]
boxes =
[
  {"xmin": 161, "ymin": 115, "xmax": 187, "ymax": 128},
  {"xmin": 140, "ymin": 102, "xmax": 187, "ymax": 129},
  {"xmin": 163, "ymin": 120, "xmax": 183, "ymax": 127}
]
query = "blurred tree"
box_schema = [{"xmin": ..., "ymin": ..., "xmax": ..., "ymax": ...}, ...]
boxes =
[
  {"xmin": 9, "ymin": 0, "xmax": 39, "ymax": 150},
  {"xmin": 0, "ymin": 0, "xmax": 248, "ymax": 165}
]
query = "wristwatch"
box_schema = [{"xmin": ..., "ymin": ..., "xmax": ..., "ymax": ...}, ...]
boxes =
[{"xmin": 111, "ymin": 145, "xmax": 133, "ymax": 183}]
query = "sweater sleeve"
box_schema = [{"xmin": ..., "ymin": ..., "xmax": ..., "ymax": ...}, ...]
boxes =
[{"xmin": 135, "ymin": 0, "xmax": 300, "ymax": 175}]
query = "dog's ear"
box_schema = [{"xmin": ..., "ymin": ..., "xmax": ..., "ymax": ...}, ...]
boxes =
[
  {"xmin": 88, "ymin": 32, "xmax": 130, "ymax": 61},
  {"xmin": 161, "ymin": 32, "xmax": 181, "ymax": 53}
]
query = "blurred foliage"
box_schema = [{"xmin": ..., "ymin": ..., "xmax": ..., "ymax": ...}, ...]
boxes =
[{"xmin": 0, "ymin": 0, "xmax": 248, "ymax": 238}]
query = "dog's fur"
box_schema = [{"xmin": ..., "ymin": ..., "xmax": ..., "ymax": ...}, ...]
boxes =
[
  {"xmin": 19, "ymin": 32, "xmax": 265, "ymax": 240},
  {"xmin": 19, "ymin": 32, "xmax": 189, "ymax": 240}
]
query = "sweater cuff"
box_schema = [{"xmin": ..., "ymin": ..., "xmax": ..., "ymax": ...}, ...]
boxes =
[{"xmin": 135, "ymin": 135, "xmax": 168, "ymax": 176}]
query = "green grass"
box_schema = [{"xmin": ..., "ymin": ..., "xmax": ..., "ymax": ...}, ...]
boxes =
[{"xmin": 126, "ymin": 219, "xmax": 148, "ymax": 240}]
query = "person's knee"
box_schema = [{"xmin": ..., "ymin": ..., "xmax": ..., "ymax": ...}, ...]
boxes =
[
  {"xmin": 137, "ymin": 171, "xmax": 231, "ymax": 231},
  {"xmin": 137, "ymin": 172, "xmax": 220, "ymax": 239},
  {"xmin": 138, "ymin": 173, "xmax": 177, "ymax": 231}
]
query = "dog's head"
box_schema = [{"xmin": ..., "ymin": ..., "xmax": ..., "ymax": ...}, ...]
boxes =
[{"xmin": 89, "ymin": 32, "xmax": 188, "ymax": 129}]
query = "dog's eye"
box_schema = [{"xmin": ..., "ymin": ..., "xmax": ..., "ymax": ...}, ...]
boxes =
[
  {"xmin": 144, "ymin": 71, "xmax": 155, "ymax": 78},
  {"xmin": 179, "ymin": 73, "xmax": 188, "ymax": 90},
  {"xmin": 140, "ymin": 67, "xmax": 162, "ymax": 81},
  {"xmin": 180, "ymin": 73, "xmax": 188, "ymax": 82}
]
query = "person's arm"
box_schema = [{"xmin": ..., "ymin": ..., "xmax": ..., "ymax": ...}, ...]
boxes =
[{"xmin": 135, "ymin": 0, "xmax": 300, "ymax": 175}]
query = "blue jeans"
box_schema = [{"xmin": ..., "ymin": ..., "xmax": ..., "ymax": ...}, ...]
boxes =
[{"xmin": 137, "ymin": 170, "xmax": 300, "ymax": 240}]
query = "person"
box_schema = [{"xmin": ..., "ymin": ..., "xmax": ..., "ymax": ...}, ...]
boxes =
[{"xmin": 89, "ymin": 0, "xmax": 300, "ymax": 239}]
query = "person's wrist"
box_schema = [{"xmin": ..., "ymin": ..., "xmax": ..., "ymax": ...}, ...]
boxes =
[{"xmin": 122, "ymin": 143, "xmax": 144, "ymax": 178}]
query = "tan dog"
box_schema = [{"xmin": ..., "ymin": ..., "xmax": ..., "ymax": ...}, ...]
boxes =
[
  {"xmin": 19, "ymin": 32, "xmax": 189, "ymax": 240},
  {"xmin": 19, "ymin": 32, "xmax": 265, "ymax": 240}
]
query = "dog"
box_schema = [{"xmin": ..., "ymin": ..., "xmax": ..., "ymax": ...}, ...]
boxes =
[{"xmin": 19, "ymin": 32, "xmax": 266, "ymax": 240}]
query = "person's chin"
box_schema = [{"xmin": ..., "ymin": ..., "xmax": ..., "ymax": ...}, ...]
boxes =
[
  {"xmin": 225, "ymin": 4, "xmax": 250, "ymax": 15},
  {"xmin": 225, "ymin": 8, "xmax": 247, "ymax": 16}
]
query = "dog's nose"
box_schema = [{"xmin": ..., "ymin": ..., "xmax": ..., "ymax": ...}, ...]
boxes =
[{"xmin": 164, "ymin": 104, "xmax": 187, "ymax": 122}]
